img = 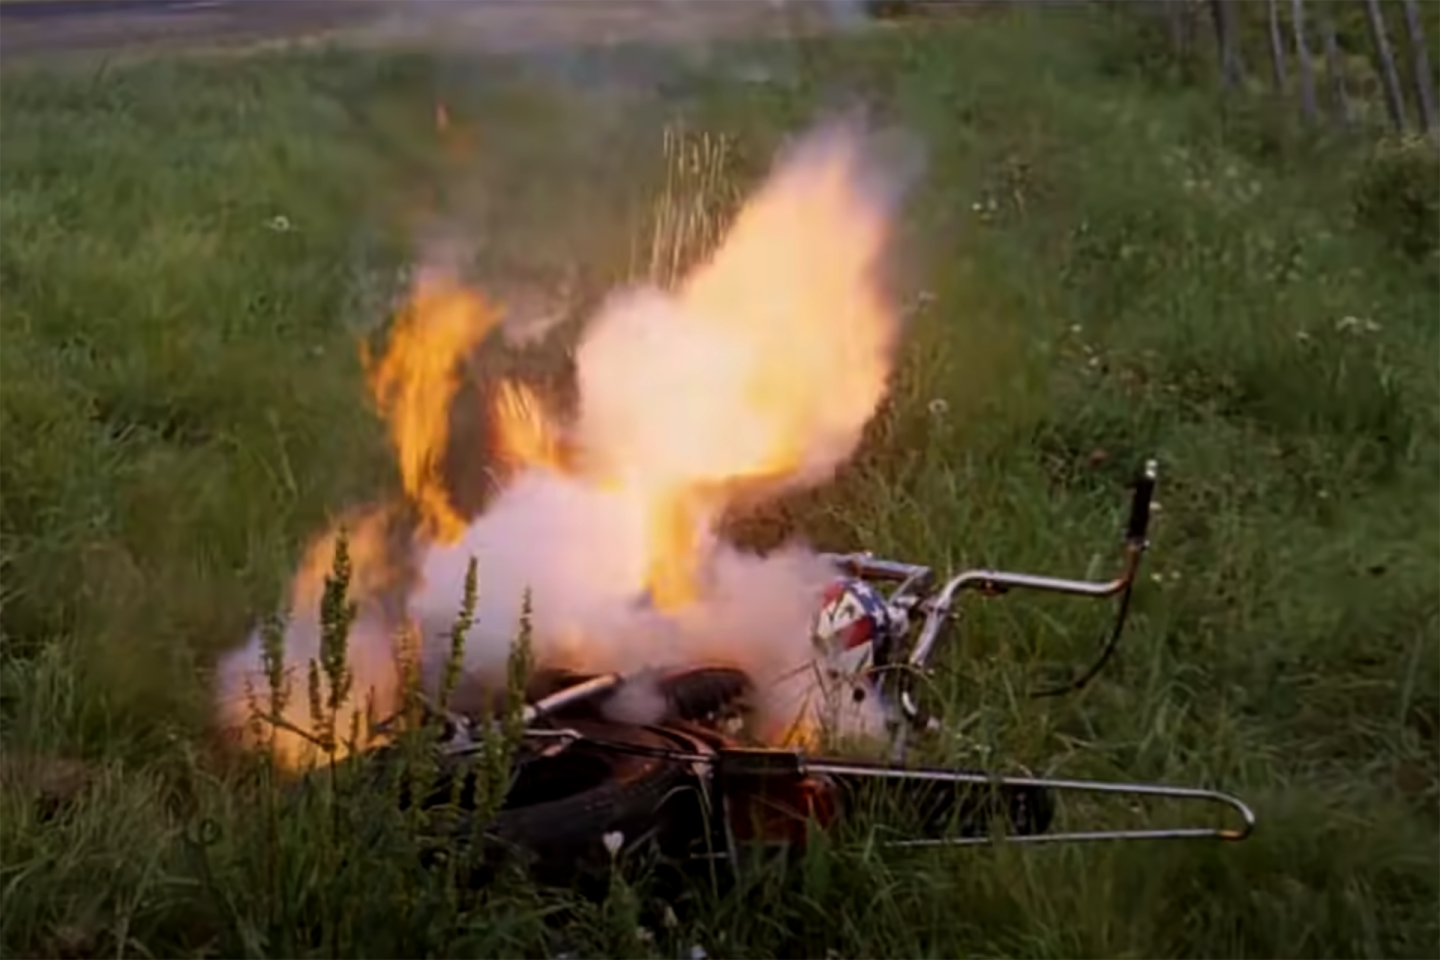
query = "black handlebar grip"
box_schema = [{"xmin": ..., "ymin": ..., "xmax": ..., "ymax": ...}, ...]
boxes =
[{"xmin": 1126, "ymin": 459, "xmax": 1158, "ymax": 544}]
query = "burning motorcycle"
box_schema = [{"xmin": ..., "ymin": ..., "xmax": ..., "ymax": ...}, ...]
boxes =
[{"xmin": 340, "ymin": 460, "xmax": 1254, "ymax": 881}]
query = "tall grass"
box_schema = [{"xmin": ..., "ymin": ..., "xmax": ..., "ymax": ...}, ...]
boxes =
[{"xmin": 1, "ymin": 8, "xmax": 1437, "ymax": 959}]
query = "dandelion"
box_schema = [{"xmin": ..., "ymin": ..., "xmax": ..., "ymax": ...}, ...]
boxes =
[
  {"xmin": 1336, "ymin": 315, "xmax": 1381, "ymax": 335},
  {"xmin": 1069, "ymin": 323, "xmax": 1083, "ymax": 335},
  {"xmin": 927, "ymin": 398, "xmax": 949, "ymax": 418},
  {"xmin": 267, "ymin": 215, "xmax": 293, "ymax": 232}
]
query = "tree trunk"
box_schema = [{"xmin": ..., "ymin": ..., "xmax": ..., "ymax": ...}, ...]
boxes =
[
  {"xmin": 1320, "ymin": 3, "xmax": 1352, "ymax": 126},
  {"xmin": 1169, "ymin": 0, "xmax": 1190, "ymax": 55},
  {"xmin": 1209, "ymin": 0, "xmax": 1244, "ymax": 88},
  {"xmin": 1267, "ymin": 0, "xmax": 1288, "ymax": 92},
  {"xmin": 1291, "ymin": 0, "xmax": 1320, "ymax": 121},
  {"xmin": 1400, "ymin": 0, "xmax": 1437, "ymax": 134},
  {"xmin": 1363, "ymin": 0, "xmax": 1408, "ymax": 131}
]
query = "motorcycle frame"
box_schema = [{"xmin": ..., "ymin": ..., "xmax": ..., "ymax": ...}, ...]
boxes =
[
  {"xmin": 820, "ymin": 457, "xmax": 1160, "ymax": 737},
  {"xmin": 437, "ymin": 458, "xmax": 1257, "ymax": 850}
]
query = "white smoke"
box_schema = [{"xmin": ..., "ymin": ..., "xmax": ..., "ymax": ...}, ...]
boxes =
[
  {"xmin": 410, "ymin": 116, "xmax": 916, "ymax": 739},
  {"xmin": 217, "ymin": 116, "xmax": 918, "ymax": 757},
  {"xmin": 409, "ymin": 475, "xmax": 851, "ymax": 738}
]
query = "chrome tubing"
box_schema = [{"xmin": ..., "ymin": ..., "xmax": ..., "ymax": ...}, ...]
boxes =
[
  {"xmin": 802, "ymin": 757, "xmax": 1256, "ymax": 845},
  {"xmin": 522, "ymin": 673, "xmax": 624, "ymax": 724},
  {"xmin": 906, "ymin": 541, "xmax": 1148, "ymax": 673}
]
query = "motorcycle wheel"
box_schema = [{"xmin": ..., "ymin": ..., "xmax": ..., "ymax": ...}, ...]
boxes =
[{"xmin": 361, "ymin": 666, "xmax": 752, "ymax": 881}]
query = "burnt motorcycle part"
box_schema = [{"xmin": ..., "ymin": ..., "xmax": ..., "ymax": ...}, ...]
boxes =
[{"xmin": 336, "ymin": 667, "xmax": 753, "ymax": 884}]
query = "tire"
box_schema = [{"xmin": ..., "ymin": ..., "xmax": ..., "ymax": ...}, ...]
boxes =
[
  {"xmin": 526, "ymin": 664, "xmax": 751, "ymax": 725},
  {"xmin": 479, "ymin": 666, "xmax": 753, "ymax": 853},
  {"xmin": 482, "ymin": 721, "xmax": 696, "ymax": 865},
  {"xmin": 653, "ymin": 665, "xmax": 751, "ymax": 723},
  {"xmin": 403, "ymin": 666, "xmax": 752, "ymax": 880}
]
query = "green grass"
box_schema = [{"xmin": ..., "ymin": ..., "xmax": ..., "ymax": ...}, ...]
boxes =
[{"xmin": 2, "ymin": 7, "xmax": 1438, "ymax": 959}]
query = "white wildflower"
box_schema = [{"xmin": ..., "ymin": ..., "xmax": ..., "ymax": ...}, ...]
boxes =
[{"xmin": 1335, "ymin": 315, "xmax": 1379, "ymax": 334}]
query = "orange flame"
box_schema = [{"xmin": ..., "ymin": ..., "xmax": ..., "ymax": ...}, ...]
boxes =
[
  {"xmin": 364, "ymin": 273, "xmax": 499, "ymax": 544},
  {"xmin": 217, "ymin": 504, "xmax": 411, "ymax": 770},
  {"xmin": 642, "ymin": 488, "xmax": 704, "ymax": 610},
  {"xmin": 434, "ymin": 99, "xmax": 477, "ymax": 163},
  {"xmin": 567, "ymin": 124, "xmax": 901, "ymax": 612},
  {"xmin": 491, "ymin": 379, "xmax": 566, "ymax": 474},
  {"xmin": 219, "ymin": 120, "xmax": 908, "ymax": 767}
]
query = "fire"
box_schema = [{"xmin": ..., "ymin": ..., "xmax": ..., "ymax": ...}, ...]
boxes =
[
  {"xmin": 567, "ymin": 123, "xmax": 902, "ymax": 610},
  {"xmin": 221, "ymin": 504, "xmax": 410, "ymax": 768},
  {"xmin": 434, "ymin": 99, "xmax": 476, "ymax": 163},
  {"xmin": 217, "ymin": 118, "xmax": 916, "ymax": 767},
  {"xmin": 491, "ymin": 379, "xmax": 567, "ymax": 474},
  {"xmin": 363, "ymin": 272, "xmax": 498, "ymax": 544},
  {"xmin": 642, "ymin": 487, "xmax": 707, "ymax": 610}
]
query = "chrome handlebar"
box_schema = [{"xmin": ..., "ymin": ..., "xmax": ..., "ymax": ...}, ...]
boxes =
[{"xmin": 821, "ymin": 459, "xmax": 1161, "ymax": 721}]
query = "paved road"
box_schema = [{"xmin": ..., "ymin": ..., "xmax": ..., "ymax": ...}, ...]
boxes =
[
  {"xmin": 0, "ymin": 0, "xmax": 1032, "ymax": 66},
  {"xmin": 0, "ymin": 1, "xmax": 875, "ymax": 62},
  {"xmin": 0, "ymin": 0, "xmax": 383, "ymax": 59},
  {"xmin": 0, "ymin": 0, "xmax": 371, "ymax": 22},
  {"xmin": 0, "ymin": 0, "xmax": 234, "ymax": 19}
]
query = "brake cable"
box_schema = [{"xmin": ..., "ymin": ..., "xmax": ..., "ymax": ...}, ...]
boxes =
[{"xmin": 1028, "ymin": 573, "xmax": 1137, "ymax": 699}]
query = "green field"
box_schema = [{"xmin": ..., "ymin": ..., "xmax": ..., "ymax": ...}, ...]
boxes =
[{"xmin": 2, "ymin": 7, "xmax": 1437, "ymax": 959}]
